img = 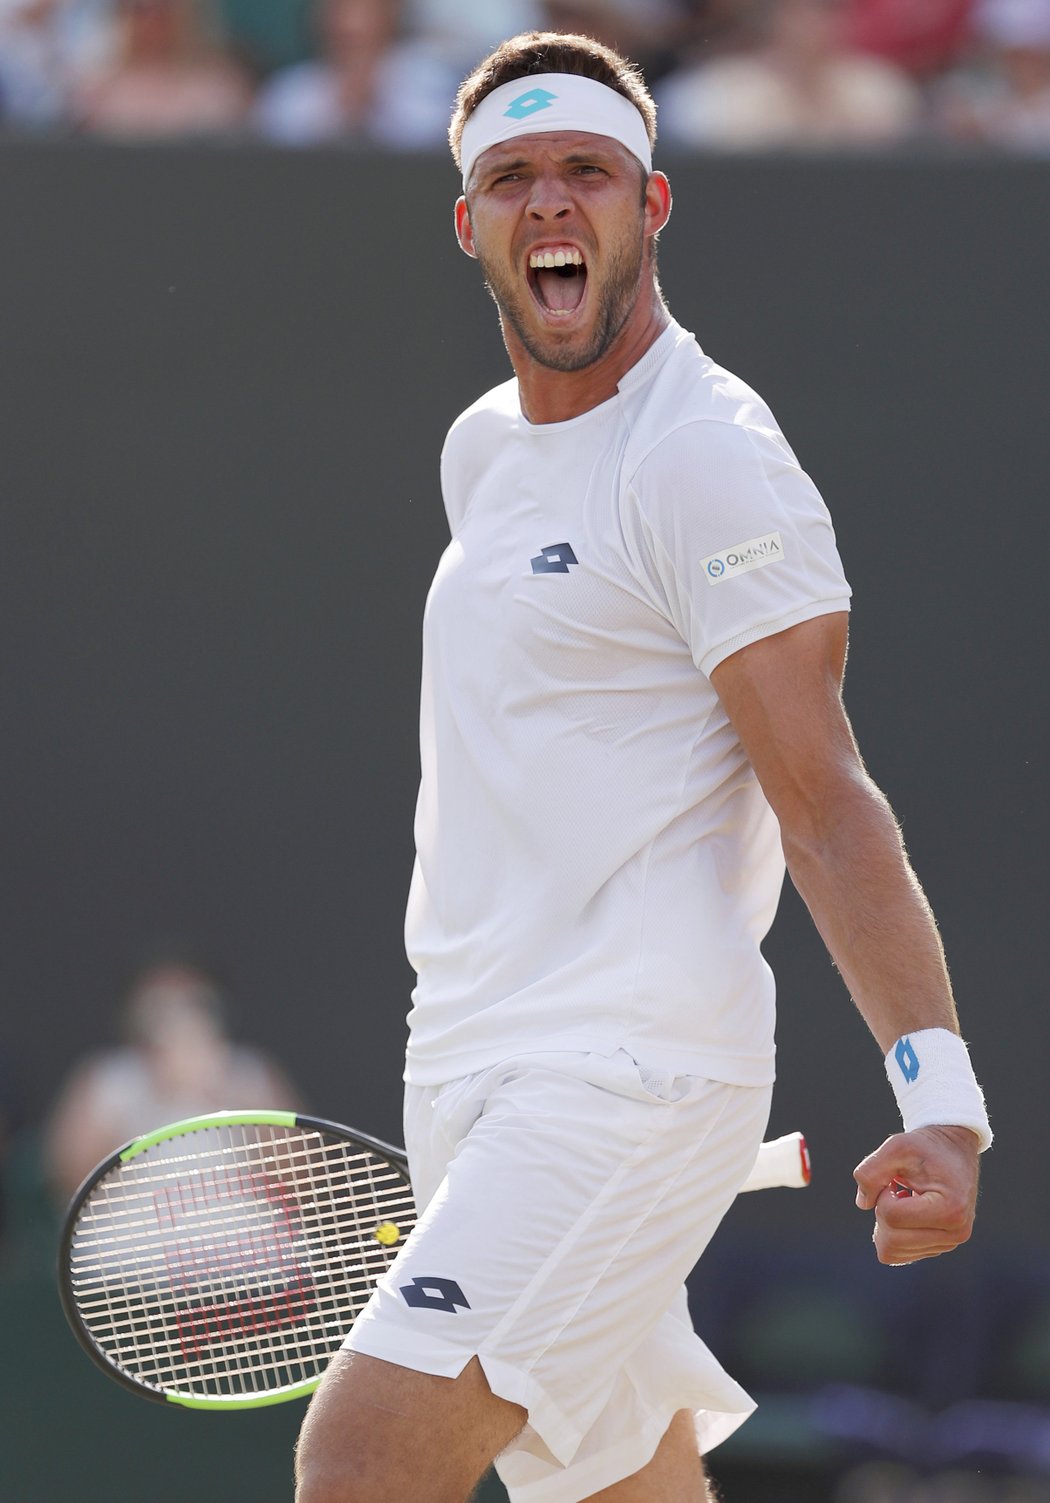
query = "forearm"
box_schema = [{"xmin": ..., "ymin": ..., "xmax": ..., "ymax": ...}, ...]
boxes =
[{"xmin": 781, "ymin": 767, "xmax": 959, "ymax": 1053}]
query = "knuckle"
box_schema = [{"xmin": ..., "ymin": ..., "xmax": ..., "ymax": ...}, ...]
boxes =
[{"xmin": 942, "ymin": 1204, "xmax": 974, "ymax": 1239}]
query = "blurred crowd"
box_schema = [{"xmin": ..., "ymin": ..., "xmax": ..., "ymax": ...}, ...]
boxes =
[
  {"xmin": 0, "ymin": 949, "xmax": 302, "ymax": 1276},
  {"xmin": 0, "ymin": 0, "xmax": 1048, "ymax": 152},
  {"xmin": 43, "ymin": 955, "xmax": 301, "ymax": 1201}
]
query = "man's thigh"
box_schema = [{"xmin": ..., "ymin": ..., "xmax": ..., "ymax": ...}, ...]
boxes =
[
  {"xmin": 341, "ymin": 1055, "xmax": 768, "ymax": 1500},
  {"xmin": 581, "ymin": 1410, "xmax": 712, "ymax": 1502},
  {"xmin": 297, "ymin": 1373, "xmax": 714, "ymax": 1503},
  {"xmin": 295, "ymin": 1350, "xmax": 525, "ymax": 1503}
]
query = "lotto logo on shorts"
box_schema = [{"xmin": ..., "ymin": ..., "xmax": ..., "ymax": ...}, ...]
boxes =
[
  {"xmin": 400, "ymin": 1276, "xmax": 471, "ymax": 1313},
  {"xmin": 702, "ymin": 532, "xmax": 783, "ymax": 584},
  {"xmin": 504, "ymin": 88, "xmax": 557, "ymax": 120}
]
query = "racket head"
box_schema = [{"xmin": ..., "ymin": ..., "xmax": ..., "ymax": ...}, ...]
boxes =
[{"xmin": 58, "ymin": 1111, "xmax": 415, "ymax": 1410}]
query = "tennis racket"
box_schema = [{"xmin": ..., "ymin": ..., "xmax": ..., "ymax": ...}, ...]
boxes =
[{"xmin": 59, "ymin": 1111, "xmax": 810, "ymax": 1411}]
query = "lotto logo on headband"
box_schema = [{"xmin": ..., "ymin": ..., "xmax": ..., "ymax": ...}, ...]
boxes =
[
  {"xmin": 459, "ymin": 72, "xmax": 653, "ymax": 187},
  {"xmin": 504, "ymin": 87, "xmax": 557, "ymax": 121}
]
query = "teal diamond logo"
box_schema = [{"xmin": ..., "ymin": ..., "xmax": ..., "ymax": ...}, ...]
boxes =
[
  {"xmin": 504, "ymin": 88, "xmax": 557, "ymax": 120},
  {"xmin": 895, "ymin": 1037, "xmax": 920, "ymax": 1083}
]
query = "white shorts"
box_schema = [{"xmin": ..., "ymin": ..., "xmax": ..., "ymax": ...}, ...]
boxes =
[{"xmin": 344, "ymin": 1050, "xmax": 772, "ymax": 1503}]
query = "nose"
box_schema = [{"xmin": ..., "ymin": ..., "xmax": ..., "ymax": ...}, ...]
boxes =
[{"xmin": 526, "ymin": 173, "xmax": 573, "ymax": 222}]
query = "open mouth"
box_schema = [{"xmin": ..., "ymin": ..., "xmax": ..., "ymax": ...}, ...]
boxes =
[{"xmin": 527, "ymin": 246, "xmax": 588, "ymax": 318}]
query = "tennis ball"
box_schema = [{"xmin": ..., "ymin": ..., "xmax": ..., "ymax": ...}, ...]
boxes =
[{"xmin": 374, "ymin": 1221, "xmax": 401, "ymax": 1246}]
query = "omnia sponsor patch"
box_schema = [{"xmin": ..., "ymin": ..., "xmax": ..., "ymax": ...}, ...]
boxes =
[{"xmin": 701, "ymin": 531, "xmax": 784, "ymax": 584}]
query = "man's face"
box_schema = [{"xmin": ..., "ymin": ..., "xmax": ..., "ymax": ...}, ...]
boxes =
[{"xmin": 456, "ymin": 130, "xmax": 663, "ymax": 374}]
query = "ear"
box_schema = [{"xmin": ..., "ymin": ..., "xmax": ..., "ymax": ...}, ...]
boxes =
[
  {"xmin": 643, "ymin": 172, "xmax": 673, "ymax": 242},
  {"xmin": 454, "ymin": 197, "xmax": 477, "ymax": 259}
]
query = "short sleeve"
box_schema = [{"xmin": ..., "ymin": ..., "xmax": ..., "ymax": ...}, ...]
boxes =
[
  {"xmin": 439, "ymin": 423, "xmax": 466, "ymax": 535},
  {"xmin": 623, "ymin": 419, "xmax": 851, "ymax": 676},
  {"xmin": 440, "ymin": 378, "xmax": 520, "ymax": 536}
]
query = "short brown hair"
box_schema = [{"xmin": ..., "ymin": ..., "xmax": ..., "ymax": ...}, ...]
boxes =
[{"xmin": 449, "ymin": 30, "xmax": 657, "ymax": 177}]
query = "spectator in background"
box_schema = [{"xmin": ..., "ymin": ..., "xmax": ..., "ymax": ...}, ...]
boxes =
[
  {"xmin": 0, "ymin": 0, "xmax": 74, "ymax": 127},
  {"xmin": 215, "ymin": 0, "xmax": 314, "ymax": 78},
  {"xmin": 844, "ymin": 0, "xmax": 975, "ymax": 81},
  {"xmin": 657, "ymin": 0, "xmax": 921, "ymax": 147},
  {"xmin": 672, "ymin": 0, "xmax": 766, "ymax": 62},
  {"xmin": 934, "ymin": 0, "xmax": 1050, "ymax": 148},
  {"xmin": 254, "ymin": 0, "xmax": 455, "ymax": 148},
  {"xmin": 403, "ymin": 0, "xmax": 541, "ymax": 71},
  {"xmin": 539, "ymin": 0, "xmax": 687, "ymax": 83},
  {"xmin": 43, "ymin": 956, "xmax": 301, "ymax": 1201},
  {"xmin": 76, "ymin": 0, "xmax": 251, "ymax": 136}
]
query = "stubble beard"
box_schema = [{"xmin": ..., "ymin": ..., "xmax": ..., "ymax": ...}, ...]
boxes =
[{"xmin": 475, "ymin": 231, "xmax": 647, "ymax": 374}]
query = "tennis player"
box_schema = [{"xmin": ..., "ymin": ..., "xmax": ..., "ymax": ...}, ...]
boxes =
[{"xmin": 295, "ymin": 30, "xmax": 992, "ymax": 1503}]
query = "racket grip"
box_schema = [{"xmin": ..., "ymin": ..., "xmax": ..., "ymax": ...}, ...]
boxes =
[{"xmin": 739, "ymin": 1131, "xmax": 812, "ymax": 1193}]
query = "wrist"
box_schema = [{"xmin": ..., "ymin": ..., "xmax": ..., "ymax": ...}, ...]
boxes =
[
  {"xmin": 913, "ymin": 1122, "xmax": 982, "ymax": 1154},
  {"xmin": 885, "ymin": 1028, "xmax": 992, "ymax": 1152}
]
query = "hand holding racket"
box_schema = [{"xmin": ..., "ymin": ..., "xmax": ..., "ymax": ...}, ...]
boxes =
[
  {"xmin": 854, "ymin": 1125, "xmax": 980, "ymax": 1265},
  {"xmin": 59, "ymin": 1111, "xmax": 811, "ymax": 1410}
]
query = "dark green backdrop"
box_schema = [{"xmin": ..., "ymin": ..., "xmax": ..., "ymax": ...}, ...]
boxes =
[{"xmin": 2, "ymin": 142, "xmax": 1047, "ymax": 1501}]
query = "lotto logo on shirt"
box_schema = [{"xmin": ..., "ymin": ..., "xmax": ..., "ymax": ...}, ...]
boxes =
[{"xmin": 702, "ymin": 532, "xmax": 784, "ymax": 585}]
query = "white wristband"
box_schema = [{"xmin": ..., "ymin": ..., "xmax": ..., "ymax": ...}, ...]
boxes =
[{"xmin": 885, "ymin": 1028, "xmax": 992, "ymax": 1152}]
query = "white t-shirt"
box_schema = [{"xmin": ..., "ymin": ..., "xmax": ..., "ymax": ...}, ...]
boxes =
[{"xmin": 403, "ymin": 321, "xmax": 851, "ymax": 1087}]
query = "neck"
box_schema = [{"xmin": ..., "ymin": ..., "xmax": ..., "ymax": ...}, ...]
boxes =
[{"xmin": 509, "ymin": 283, "xmax": 671, "ymax": 426}]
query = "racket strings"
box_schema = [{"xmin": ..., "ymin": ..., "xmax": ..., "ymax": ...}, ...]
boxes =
[{"xmin": 68, "ymin": 1124, "xmax": 416, "ymax": 1398}]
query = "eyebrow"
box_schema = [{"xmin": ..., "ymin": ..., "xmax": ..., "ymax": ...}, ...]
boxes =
[{"xmin": 478, "ymin": 147, "xmax": 619, "ymax": 180}]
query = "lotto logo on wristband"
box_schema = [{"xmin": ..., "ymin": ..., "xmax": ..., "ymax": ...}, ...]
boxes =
[{"xmin": 895, "ymin": 1037, "xmax": 921, "ymax": 1083}]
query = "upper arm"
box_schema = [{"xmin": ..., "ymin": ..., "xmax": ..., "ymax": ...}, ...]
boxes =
[
  {"xmin": 625, "ymin": 419, "xmax": 852, "ymax": 679},
  {"xmin": 710, "ymin": 611, "xmax": 865, "ymax": 840}
]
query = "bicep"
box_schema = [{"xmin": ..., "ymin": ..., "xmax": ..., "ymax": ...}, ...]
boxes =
[{"xmin": 710, "ymin": 612, "xmax": 863, "ymax": 835}]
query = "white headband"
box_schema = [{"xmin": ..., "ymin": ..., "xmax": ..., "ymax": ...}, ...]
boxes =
[{"xmin": 459, "ymin": 73, "xmax": 653, "ymax": 190}]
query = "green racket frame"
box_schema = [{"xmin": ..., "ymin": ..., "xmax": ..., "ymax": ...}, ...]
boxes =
[{"xmin": 58, "ymin": 1110, "xmax": 415, "ymax": 1410}]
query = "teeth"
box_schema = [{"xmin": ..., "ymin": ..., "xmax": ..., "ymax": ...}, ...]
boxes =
[{"xmin": 529, "ymin": 248, "xmax": 584, "ymax": 269}]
